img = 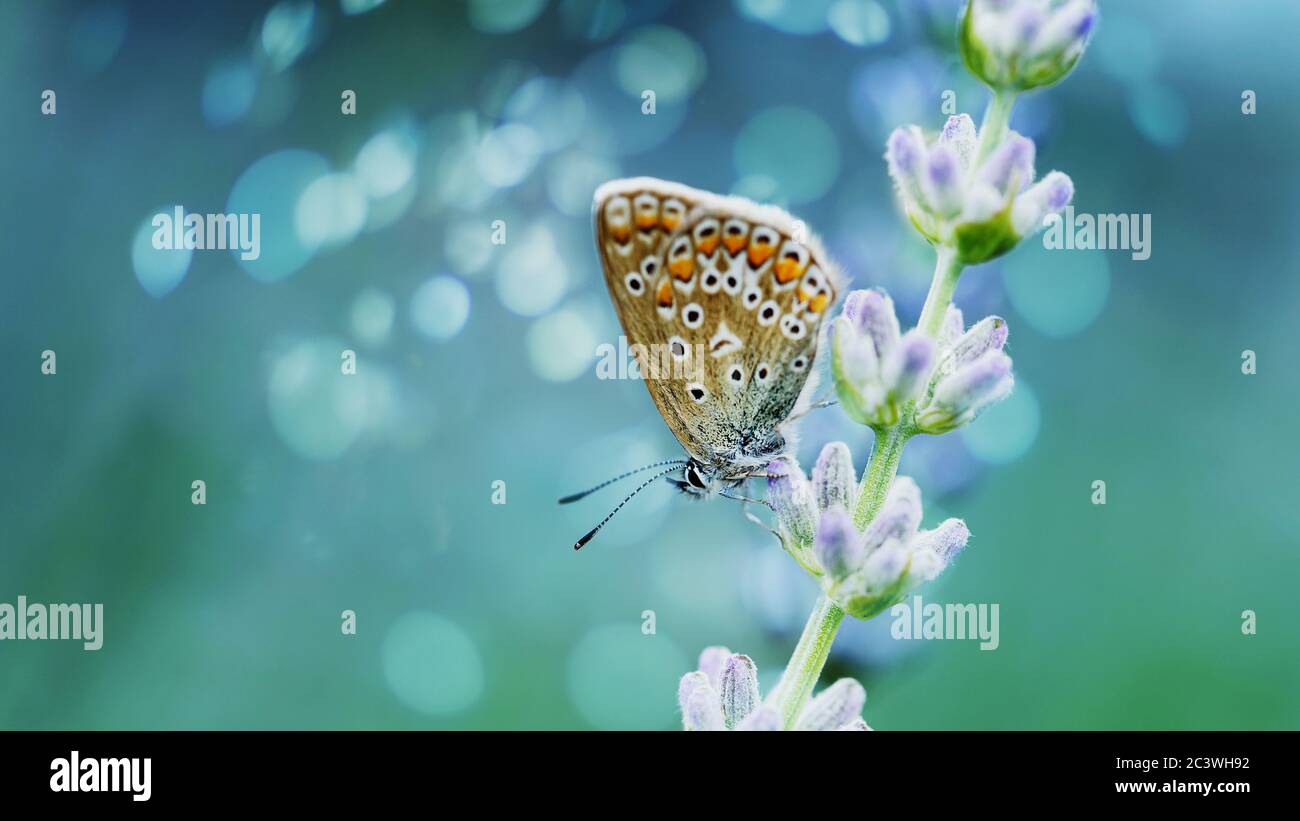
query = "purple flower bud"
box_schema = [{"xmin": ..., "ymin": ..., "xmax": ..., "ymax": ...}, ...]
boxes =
[
  {"xmin": 767, "ymin": 459, "xmax": 818, "ymax": 546},
  {"xmin": 814, "ymin": 508, "xmax": 864, "ymax": 581},
  {"xmin": 890, "ymin": 330, "xmax": 937, "ymax": 403},
  {"xmin": 1012, "ymin": 171, "xmax": 1073, "ymax": 236},
  {"xmin": 948, "ymin": 316, "xmax": 1008, "ymax": 375},
  {"xmin": 678, "ymin": 671, "xmax": 709, "ymax": 715},
  {"xmin": 840, "ymin": 289, "xmax": 900, "ymax": 359},
  {"xmin": 837, "ymin": 718, "xmax": 873, "ymax": 731},
  {"xmin": 736, "ymin": 705, "xmax": 782, "ymax": 731},
  {"xmin": 886, "ymin": 126, "xmax": 929, "ymax": 208},
  {"xmin": 697, "ymin": 646, "xmax": 731, "ymax": 691},
  {"xmin": 979, "ymin": 133, "xmax": 1036, "ymax": 194},
  {"xmin": 796, "ymin": 678, "xmax": 866, "ymax": 731},
  {"xmin": 919, "ymin": 350, "xmax": 1014, "ymax": 432},
  {"xmin": 923, "ymin": 144, "xmax": 965, "ymax": 218},
  {"xmin": 720, "ymin": 653, "xmax": 761, "ymax": 729},
  {"xmin": 939, "ymin": 113, "xmax": 978, "ymax": 168},
  {"xmin": 812, "ymin": 441, "xmax": 856, "ymax": 512},
  {"xmin": 940, "ymin": 306, "xmax": 966, "ymax": 349},
  {"xmin": 860, "ymin": 537, "xmax": 908, "ymax": 589},
  {"xmin": 862, "ymin": 476, "xmax": 923, "ymax": 553},
  {"xmin": 683, "ymin": 684, "xmax": 724, "ymax": 731},
  {"xmin": 915, "ymin": 517, "xmax": 971, "ymax": 568}
]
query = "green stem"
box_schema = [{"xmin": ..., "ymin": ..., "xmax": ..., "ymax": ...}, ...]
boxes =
[
  {"xmin": 769, "ymin": 594, "xmax": 845, "ymax": 730},
  {"xmin": 915, "ymin": 245, "xmax": 965, "ymax": 339},
  {"xmin": 971, "ymin": 87, "xmax": 1018, "ymax": 172},
  {"xmin": 852, "ymin": 425, "xmax": 910, "ymax": 530}
]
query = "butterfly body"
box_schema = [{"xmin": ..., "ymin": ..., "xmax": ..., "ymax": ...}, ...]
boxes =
[{"xmin": 591, "ymin": 178, "xmax": 846, "ymax": 499}]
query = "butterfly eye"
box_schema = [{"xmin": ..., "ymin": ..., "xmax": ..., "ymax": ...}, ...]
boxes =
[
  {"xmin": 757, "ymin": 300, "xmax": 780, "ymax": 326},
  {"xmin": 624, "ymin": 272, "xmax": 645, "ymax": 295},
  {"xmin": 685, "ymin": 463, "xmax": 708, "ymax": 489},
  {"xmin": 791, "ymin": 354, "xmax": 809, "ymax": 372},
  {"xmin": 681, "ymin": 303, "xmax": 704, "ymax": 329},
  {"xmin": 686, "ymin": 382, "xmax": 709, "ymax": 404},
  {"xmin": 754, "ymin": 362, "xmax": 773, "ymax": 383}
]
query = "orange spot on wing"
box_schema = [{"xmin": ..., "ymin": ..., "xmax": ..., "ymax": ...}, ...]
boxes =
[
  {"xmin": 774, "ymin": 258, "xmax": 804, "ymax": 284},
  {"xmin": 610, "ymin": 226, "xmax": 631, "ymax": 243},
  {"xmin": 656, "ymin": 279, "xmax": 674, "ymax": 307},
  {"xmin": 808, "ymin": 292, "xmax": 830, "ymax": 313},
  {"xmin": 635, "ymin": 213, "xmax": 659, "ymax": 229},
  {"xmin": 661, "ymin": 214, "xmax": 680, "ymax": 231},
  {"xmin": 722, "ymin": 234, "xmax": 746, "ymax": 255},
  {"xmin": 747, "ymin": 242, "xmax": 775, "ymax": 267},
  {"xmin": 696, "ymin": 235, "xmax": 719, "ymax": 256},
  {"xmin": 669, "ymin": 257, "xmax": 694, "ymax": 281}
]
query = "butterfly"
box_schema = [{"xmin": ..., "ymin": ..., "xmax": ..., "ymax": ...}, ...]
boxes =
[{"xmin": 561, "ymin": 178, "xmax": 846, "ymax": 549}]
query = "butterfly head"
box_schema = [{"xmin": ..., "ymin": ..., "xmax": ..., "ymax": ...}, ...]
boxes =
[{"xmin": 673, "ymin": 458, "xmax": 727, "ymax": 498}]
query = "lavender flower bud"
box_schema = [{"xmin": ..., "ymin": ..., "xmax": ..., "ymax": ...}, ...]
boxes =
[
  {"xmin": 914, "ymin": 517, "xmax": 971, "ymax": 570},
  {"xmin": 977, "ymin": 132, "xmax": 1035, "ymax": 195},
  {"xmin": 678, "ymin": 671, "xmax": 710, "ymax": 715},
  {"xmin": 812, "ymin": 441, "xmax": 857, "ymax": 512},
  {"xmin": 889, "ymin": 330, "xmax": 937, "ymax": 405},
  {"xmin": 862, "ymin": 476, "xmax": 923, "ymax": 554},
  {"xmin": 814, "ymin": 508, "xmax": 864, "ymax": 582},
  {"xmin": 682, "ymin": 684, "xmax": 725, "ymax": 731},
  {"xmin": 842, "ymin": 289, "xmax": 900, "ymax": 355},
  {"xmin": 696, "ymin": 645, "xmax": 731, "ymax": 691},
  {"xmin": 939, "ymin": 315, "xmax": 1008, "ymax": 381},
  {"xmin": 922, "ymin": 143, "xmax": 965, "ymax": 219},
  {"xmin": 917, "ymin": 350, "xmax": 1015, "ymax": 434},
  {"xmin": 796, "ymin": 678, "xmax": 866, "ymax": 731},
  {"xmin": 859, "ymin": 537, "xmax": 909, "ymax": 591},
  {"xmin": 939, "ymin": 305, "xmax": 966, "ymax": 349},
  {"xmin": 767, "ymin": 459, "xmax": 819, "ymax": 547},
  {"xmin": 720, "ymin": 653, "xmax": 761, "ymax": 729},
  {"xmin": 735, "ymin": 706, "xmax": 782, "ymax": 732},
  {"xmin": 885, "ymin": 126, "xmax": 929, "ymax": 210},
  {"xmin": 939, "ymin": 113, "xmax": 978, "ymax": 169},
  {"xmin": 837, "ymin": 718, "xmax": 873, "ymax": 731},
  {"xmin": 1012, "ymin": 171, "xmax": 1074, "ymax": 235},
  {"xmin": 961, "ymin": 0, "xmax": 1098, "ymax": 92}
]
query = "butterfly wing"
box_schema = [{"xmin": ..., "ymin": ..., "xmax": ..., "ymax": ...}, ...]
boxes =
[{"xmin": 593, "ymin": 178, "xmax": 846, "ymax": 473}]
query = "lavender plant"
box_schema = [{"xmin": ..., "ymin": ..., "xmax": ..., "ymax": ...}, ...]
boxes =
[{"xmin": 678, "ymin": 0, "xmax": 1097, "ymax": 731}]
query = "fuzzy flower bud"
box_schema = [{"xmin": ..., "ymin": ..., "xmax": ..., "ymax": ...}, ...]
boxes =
[
  {"xmin": 813, "ymin": 508, "xmax": 864, "ymax": 582},
  {"xmin": 676, "ymin": 651, "xmax": 873, "ymax": 731},
  {"xmin": 916, "ymin": 349, "xmax": 1015, "ymax": 434},
  {"xmin": 812, "ymin": 441, "xmax": 857, "ymax": 513},
  {"xmin": 885, "ymin": 117, "xmax": 1073, "ymax": 265},
  {"xmin": 960, "ymin": 0, "xmax": 1097, "ymax": 92},
  {"xmin": 767, "ymin": 459, "xmax": 819, "ymax": 547},
  {"xmin": 833, "ymin": 290, "xmax": 936, "ymax": 429}
]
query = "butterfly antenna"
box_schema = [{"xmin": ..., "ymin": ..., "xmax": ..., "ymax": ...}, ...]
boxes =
[
  {"xmin": 557, "ymin": 459, "xmax": 686, "ymax": 505},
  {"xmin": 573, "ymin": 465, "xmax": 682, "ymax": 550}
]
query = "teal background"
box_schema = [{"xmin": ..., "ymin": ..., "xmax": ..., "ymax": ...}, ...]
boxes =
[{"xmin": 2, "ymin": 0, "xmax": 1297, "ymax": 729}]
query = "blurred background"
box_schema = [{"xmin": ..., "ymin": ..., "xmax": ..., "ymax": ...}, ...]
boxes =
[{"xmin": 2, "ymin": 0, "xmax": 1298, "ymax": 729}]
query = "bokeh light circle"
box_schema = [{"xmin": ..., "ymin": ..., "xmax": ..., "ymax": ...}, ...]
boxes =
[
  {"xmin": 267, "ymin": 337, "xmax": 369, "ymax": 461},
  {"xmin": 227, "ymin": 149, "xmax": 330, "ymax": 282},
  {"xmin": 828, "ymin": 0, "xmax": 890, "ymax": 47},
  {"xmin": 567, "ymin": 624, "xmax": 686, "ymax": 729},
  {"xmin": 1003, "ymin": 244, "xmax": 1110, "ymax": 338},
  {"xmin": 201, "ymin": 58, "xmax": 257, "ymax": 128},
  {"xmin": 411, "ymin": 276, "xmax": 471, "ymax": 341},
  {"xmin": 961, "ymin": 379, "xmax": 1041, "ymax": 465},
  {"xmin": 734, "ymin": 107, "xmax": 840, "ymax": 204},
  {"xmin": 468, "ymin": 0, "xmax": 547, "ymax": 34},
  {"xmin": 131, "ymin": 207, "xmax": 194, "ymax": 298},
  {"xmin": 526, "ymin": 306, "xmax": 598, "ymax": 382},
  {"xmin": 295, "ymin": 172, "xmax": 369, "ymax": 250},
  {"xmin": 382, "ymin": 611, "xmax": 483, "ymax": 716},
  {"xmin": 350, "ymin": 288, "xmax": 396, "ymax": 347},
  {"xmin": 614, "ymin": 26, "xmax": 705, "ymax": 104}
]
